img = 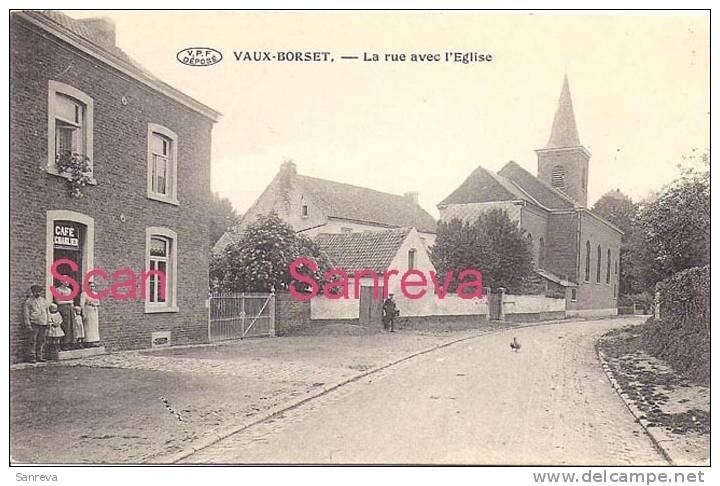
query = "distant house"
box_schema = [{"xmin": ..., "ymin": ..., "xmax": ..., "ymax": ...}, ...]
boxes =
[
  {"xmin": 213, "ymin": 161, "xmax": 437, "ymax": 254},
  {"xmin": 437, "ymin": 76, "xmax": 622, "ymax": 317},
  {"xmin": 313, "ymin": 227, "xmax": 436, "ymax": 325}
]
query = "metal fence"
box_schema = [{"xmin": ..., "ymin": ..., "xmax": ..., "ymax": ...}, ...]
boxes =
[{"xmin": 208, "ymin": 292, "xmax": 276, "ymax": 342}]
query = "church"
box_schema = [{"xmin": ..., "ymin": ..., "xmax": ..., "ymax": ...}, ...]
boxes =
[{"xmin": 438, "ymin": 76, "xmax": 622, "ymax": 316}]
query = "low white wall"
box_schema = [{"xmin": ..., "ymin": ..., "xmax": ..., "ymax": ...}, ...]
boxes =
[
  {"xmin": 503, "ymin": 294, "xmax": 566, "ymax": 314},
  {"xmin": 566, "ymin": 307, "xmax": 618, "ymax": 318},
  {"xmin": 397, "ymin": 293, "xmax": 488, "ymax": 317},
  {"xmin": 311, "ymin": 296, "xmax": 360, "ymax": 320}
]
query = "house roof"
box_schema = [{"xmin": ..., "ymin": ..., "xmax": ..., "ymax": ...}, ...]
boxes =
[
  {"xmin": 544, "ymin": 74, "xmax": 581, "ymax": 150},
  {"xmin": 297, "ymin": 175, "xmax": 437, "ymax": 233},
  {"xmin": 315, "ymin": 228, "xmax": 412, "ymax": 273},
  {"xmin": 19, "ymin": 10, "xmax": 220, "ymax": 121}
]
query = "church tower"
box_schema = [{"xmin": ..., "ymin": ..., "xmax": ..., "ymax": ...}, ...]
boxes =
[{"xmin": 535, "ymin": 75, "xmax": 590, "ymax": 207}]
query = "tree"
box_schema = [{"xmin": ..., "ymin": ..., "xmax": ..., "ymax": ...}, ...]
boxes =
[
  {"xmin": 432, "ymin": 208, "xmax": 534, "ymax": 292},
  {"xmin": 210, "ymin": 212, "xmax": 331, "ymax": 293},
  {"xmin": 592, "ymin": 189, "xmax": 641, "ymax": 296},
  {"xmin": 634, "ymin": 153, "xmax": 710, "ymax": 288},
  {"xmin": 208, "ymin": 192, "xmax": 240, "ymax": 247}
]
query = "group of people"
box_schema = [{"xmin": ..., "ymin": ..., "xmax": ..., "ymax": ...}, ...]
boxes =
[{"xmin": 23, "ymin": 282, "xmax": 101, "ymax": 363}]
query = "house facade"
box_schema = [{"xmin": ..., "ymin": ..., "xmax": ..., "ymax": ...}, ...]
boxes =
[
  {"xmin": 438, "ymin": 76, "xmax": 622, "ymax": 316},
  {"xmin": 213, "ymin": 161, "xmax": 437, "ymax": 254},
  {"xmin": 10, "ymin": 11, "xmax": 220, "ymax": 362}
]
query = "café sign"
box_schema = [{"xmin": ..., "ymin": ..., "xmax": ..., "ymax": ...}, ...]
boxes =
[{"xmin": 53, "ymin": 222, "xmax": 80, "ymax": 250}]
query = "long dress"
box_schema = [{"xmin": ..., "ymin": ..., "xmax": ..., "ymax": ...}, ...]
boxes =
[
  {"xmin": 83, "ymin": 296, "xmax": 100, "ymax": 343},
  {"xmin": 55, "ymin": 286, "xmax": 75, "ymax": 347}
]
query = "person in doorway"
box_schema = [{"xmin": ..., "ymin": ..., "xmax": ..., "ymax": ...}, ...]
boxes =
[
  {"xmin": 22, "ymin": 285, "xmax": 49, "ymax": 363},
  {"xmin": 46, "ymin": 303, "xmax": 65, "ymax": 360},
  {"xmin": 382, "ymin": 293, "xmax": 399, "ymax": 332},
  {"xmin": 82, "ymin": 281, "xmax": 101, "ymax": 347},
  {"xmin": 73, "ymin": 306, "xmax": 85, "ymax": 349},
  {"xmin": 54, "ymin": 281, "xmax": 75, "ymax": 351}
]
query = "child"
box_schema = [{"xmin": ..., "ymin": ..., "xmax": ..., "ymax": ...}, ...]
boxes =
[
  {"xmin": 46, "ymin": 303, "xmax": 65, "ymax": 360},
  {"xmin": 73, "ymin": 306, "xmax": 85, "ymax": 349}
]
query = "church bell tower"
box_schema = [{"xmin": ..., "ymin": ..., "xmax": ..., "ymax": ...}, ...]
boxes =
[{"xmin": 535, "ymin": 75, "xmax": 590, "ymax": 207}]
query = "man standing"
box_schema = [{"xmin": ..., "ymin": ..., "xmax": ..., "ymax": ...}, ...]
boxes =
[
  {"xmin": 382, "ymin": 293, "xmax": 398, "ymax": 332},
  {"xmin": 23, "ymin": 285, "xmax": 49, "ymax": 363}
]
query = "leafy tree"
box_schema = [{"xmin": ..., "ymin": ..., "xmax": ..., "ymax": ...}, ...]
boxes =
[
  {"xmin": 634, "ymin": 153, "xmax": 710, "ymax": 288},
  {"xmin": 432, "ymin": 208, "xmax": 534, "ymax": 292},
  {"xmin": 209, "ymin": 192, "xmax": 240, "ymax": 247},
  {"xmin": 210, "ymin": 212, "xmax": 331, "ymax": 293},
  {"xmin": 592, "ymin": 189, "xmax": 641, "ymax": 296}
]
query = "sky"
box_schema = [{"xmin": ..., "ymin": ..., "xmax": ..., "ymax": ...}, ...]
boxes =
[{"xmin": 70, "ymin": 11, "xmax": 709, "ymax": 217}]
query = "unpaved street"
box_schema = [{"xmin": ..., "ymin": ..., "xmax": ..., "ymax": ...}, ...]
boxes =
[{"xmin": 184, "ymin": 317, "xmax": 667, "ymax": 465}]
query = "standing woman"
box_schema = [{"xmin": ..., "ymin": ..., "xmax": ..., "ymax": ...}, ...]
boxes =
[
  {"xmin": 54, "ymin": 281, "xmax": 75, "ymax": 350},
  {"xmin": 82, "ymin": 280, "xmax": 101, "ymax": 347}
]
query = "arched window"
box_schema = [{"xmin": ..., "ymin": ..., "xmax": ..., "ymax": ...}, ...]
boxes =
[
  {"xmin": 584, "ymin": 241, "xmax": 591, "ymax": 282},
  {"xmin": 606, "ymin": 249, "xmax": 611, "ymax": 284},
  {"xmin": 596, "ymin": 245, "xmax": 602, "ymax": 283},
  {"xmin": 551, "ymin": 165, "xmax": 566, "ymax": 192},
  {"xmin": 539, "ymin": 237, "xmax": 545, "ymax": 269},
  {"xmin": 408, "ymin": 248, "xmax": 416, "ymax": 270}
]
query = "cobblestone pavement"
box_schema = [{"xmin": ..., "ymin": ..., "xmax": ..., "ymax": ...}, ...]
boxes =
[
  {"xmin": 183, "ymin": 317, "xmax": 667, "ymax": 465},
  {"xmin": 11, "ymin": 328, "xmax": 496, "ymax": 464}
]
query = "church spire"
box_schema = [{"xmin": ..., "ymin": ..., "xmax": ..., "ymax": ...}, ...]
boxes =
[{"xmin": 545, "ymin": 74, "xmax": 581, "ymax": 149}]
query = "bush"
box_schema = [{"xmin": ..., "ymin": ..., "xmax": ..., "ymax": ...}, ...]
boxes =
[{"xmin": 640, "ymin": 265, "xmax": 710, "ymax": 385}]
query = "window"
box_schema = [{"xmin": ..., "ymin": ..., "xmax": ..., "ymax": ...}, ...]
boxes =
[
  {"xmin": 606, "ymin": 249, "xmax": 611, "ymax": 284},
  {"xmin": 301, "ymin": 204, "xmax": 308, "ymax": 217},
  {"xmin": 147, "ymin": 124, "xmax": 178, "ymax": 204},
  {"xmin": 408, "ymin": 248, "xmax": 416, "ymax": 270},
  {"xmin": 48, "ymin": 81, "xmax": 94, "ymax": 176},
  {"xmin": 584, "ymin": 241, "xmax": 591, "ymax": 282},
  {"xmin": 582, "ymin": 168, "xmax": 586, "ymax": 189},
  {"xmin": 596, "ymin": 244, "xmax": 602, "ymax": 283},
  {"xmin": 145, "ymin": 227, "xmax": 178, "ymax": 313},
  {"xmin": 615, "ymin": 259, "xmax": 618, "ymax": 275},
  {"xmin": 571, "ymin": 288, "xmax": 577, "ymax": 302},
  {"xmin": 539, "ymin": 237, "xmax": 545, "ymax": 269},
  {"xmin": 551, "ymin": 165, "xmax": 566, "ymax": 192}
]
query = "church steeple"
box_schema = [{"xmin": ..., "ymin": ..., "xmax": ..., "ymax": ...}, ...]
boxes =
[
  {"xmin": 545, "ymin": 74, "xmax": 581, "ymax": 149},
  {"xmin": 535, "ymin": 75, "xmax": 591, "ymax": 207}
]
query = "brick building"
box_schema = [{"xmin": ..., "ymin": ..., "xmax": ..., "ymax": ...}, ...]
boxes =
[
  {"xmin": 438, "ymin": 76, "xmax": 622, "ymax": 316},
  {"xmin": 10, "ymin": 11, "xmax": 220, "ymax": 362}
]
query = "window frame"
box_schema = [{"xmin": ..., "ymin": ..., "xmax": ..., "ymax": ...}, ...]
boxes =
[
  {"xmin": 144, "ymin": 227, "xmax": 178, "ymax": 313},
  {"xmin": 147, "ymin": 124, "xmax": 179, "ymax": 205},
  {"xmin": 47, "ymin": 81, "xmax": 95, "ymax": 181}
]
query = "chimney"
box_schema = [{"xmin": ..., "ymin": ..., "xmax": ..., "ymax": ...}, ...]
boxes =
[
  {"xmin": 404, "ymin": 191, "xmax": 419, "ymax": 205},
  {"xmin": 78, "ymin": 17, "xmax": 116, "ymax": 47},
  {"xmin": 280, "ymin": 160, "xmax": 297, "ymax": 176}
]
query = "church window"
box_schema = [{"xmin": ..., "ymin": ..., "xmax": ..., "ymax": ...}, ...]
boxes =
[
  {"xmin": 584, "ymin": 241, "xmax": 591, "ymax": 282},
  {"xmin": 606, "ymin": 249, "xmax": 611, "ymax": 284},
  {"xmin": 596, "ymin": 244, "xmax": 602, "ymax": 283},
  {"xmin": 539, "ymin": 237, "xmax": 545, "ymax": 269},
  {"xmin": 551, "ymin": 165, "xmax": 566, "ymax": 192}
]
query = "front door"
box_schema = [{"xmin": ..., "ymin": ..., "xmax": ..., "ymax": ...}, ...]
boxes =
[{"xmin": 52, "ymin": 220, "xmax": 84, "ymax": 305}]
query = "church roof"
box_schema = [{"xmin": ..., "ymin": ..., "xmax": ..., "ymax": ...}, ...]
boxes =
[
  {"xmin": 315, "ymin": 228, "xmax": 413, "ymax": 273},
  {"xmin": 438, "ymin": 161, "xmax": 576, "ymax": 210},
  {"xmin": 296, "ymin": 175, "xmax": 437, "ymax": 233},
  {"xmin": 543, "ymin": 74, "xmax": 581, "ymax": 150}
]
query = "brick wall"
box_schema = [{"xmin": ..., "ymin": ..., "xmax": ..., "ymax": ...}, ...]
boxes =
[
  {"xmin": 576, "ymin": 211, "xmax": 621, "ymax": 310},
  {"xmin": 537, "ymin": 148, "xmax": 589, "ymax": 207},
  {"xmin": 545, "ymin": 211, "xmax": 578, "ymax": 282},
  {"xmin": 10, "ymin": 16, "xmax": 215, "ymax": 362}
]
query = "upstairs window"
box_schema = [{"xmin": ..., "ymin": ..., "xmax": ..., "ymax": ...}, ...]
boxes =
[
  {"xmin": 408, "ymin": 248, "xmax": 416, "ymax": 270},
  {"xmin": 48, "ymin": 81, "xmax": 94, "ymax": 175},
  {"xmin": 147, "ymin": 124, "xmax": 178, "ymax": 204},
  {"xmin": 551, "ymin": 165, "xmax": 566, "ymax": 192},
  {"xmin": 301, "ymin": 203, "xmax": 308, "ymax": 217}
]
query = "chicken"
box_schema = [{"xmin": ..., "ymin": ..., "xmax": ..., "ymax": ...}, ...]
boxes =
[{"xmin": 510, "ymin": 337, "xmax": 521, "ymax": 352}]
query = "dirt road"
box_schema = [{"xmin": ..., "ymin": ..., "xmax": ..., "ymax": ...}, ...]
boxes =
[{"xmin": 184, "ymin": 317, "xmax": 666, "ymax": 465}]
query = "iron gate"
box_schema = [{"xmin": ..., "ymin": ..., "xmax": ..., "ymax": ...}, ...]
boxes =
[{"xmin": 208, "ymin": 292, "xmax": 276, "ymax": 342}]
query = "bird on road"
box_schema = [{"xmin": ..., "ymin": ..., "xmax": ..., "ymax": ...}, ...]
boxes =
[{"xmin": 510, "ymin": 337, "xmax": 521, "ymax": 352}]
